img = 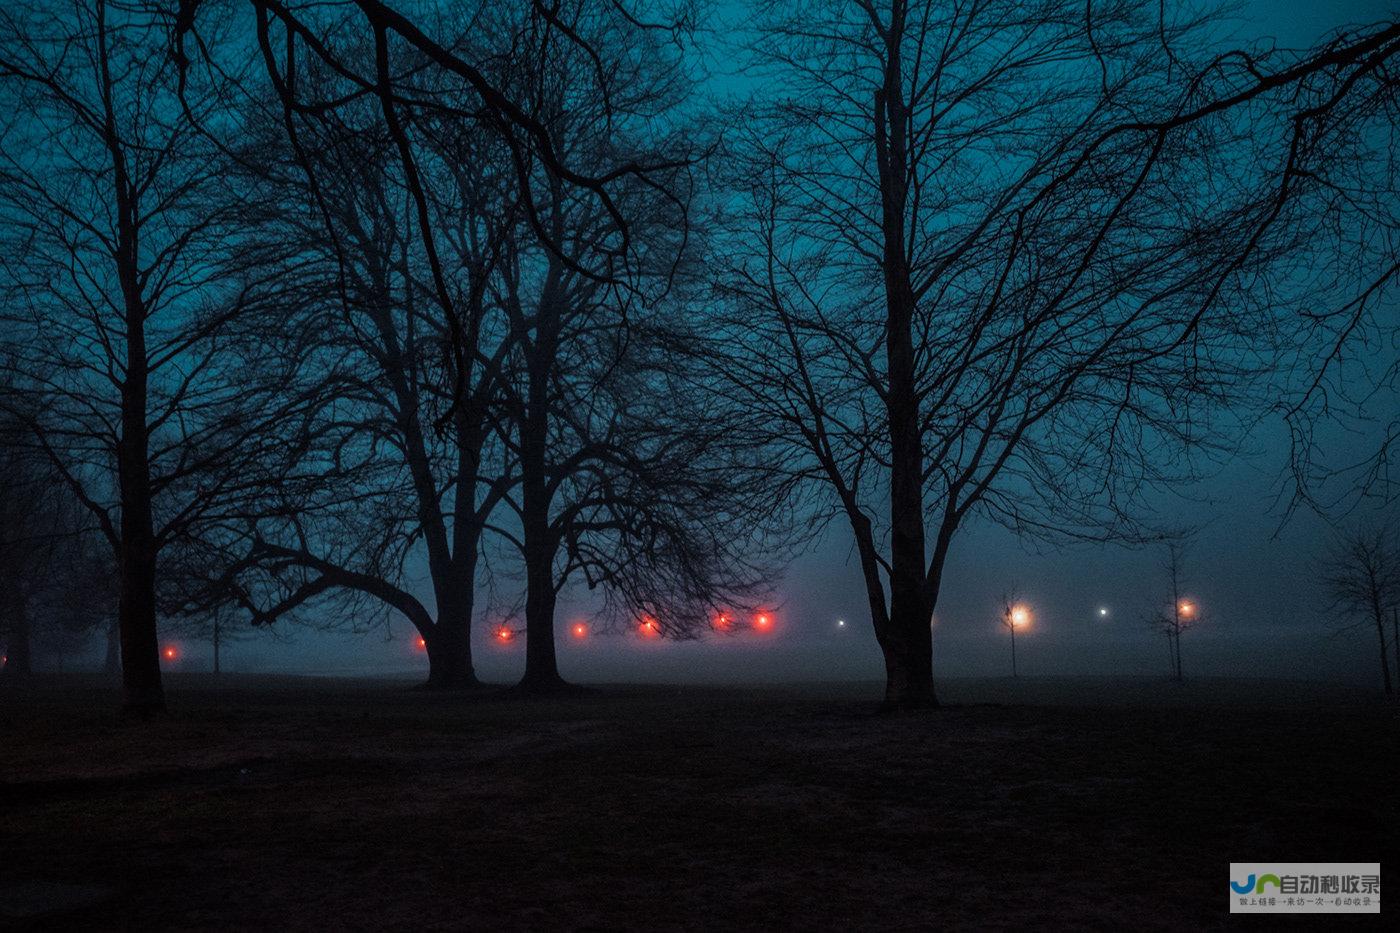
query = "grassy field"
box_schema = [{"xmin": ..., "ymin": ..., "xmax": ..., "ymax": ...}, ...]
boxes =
[{"xmin": 1, "ymin": 675, "xmax": 1395, "ymax": 929}]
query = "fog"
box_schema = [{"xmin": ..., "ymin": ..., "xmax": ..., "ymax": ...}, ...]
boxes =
[{"xmin": 86, "ymin": 0, "xmax": 1391, "ymax": 689}]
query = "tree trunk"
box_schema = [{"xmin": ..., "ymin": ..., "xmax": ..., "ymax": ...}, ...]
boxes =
[
  {"xmin": 1375, "ymin": 609, "xmax": 1393, "ymax": 695},
  {"xmin": 1392, "ymin": 608, "xmax": 1398, "ymax": 694},
  {"xmin": 116, "ymin": 289, "xmax": 163, "ymax": 715},
  {"xmin": 516, "ymin": 280, "xmax": 566, "ymax": 694},
  {"xmin": 879, "ymin": 596, "xmax": 938, "ymax": 709},
  {"xmin": 1174, "ymin": 626, "xmax": 1184, "ymax": 682},
  {"xmin": 424, "ymin": 586, "xmax": 479, "ymax": 689},
  {"xmin": 118, "ymin": 534, "xmax": 162, "ymax": 714},
  {"xmin": 1010, "ymin": 623, "xmax": 1018, "ymax": 678},
  {"xmin": 104, "ymin": 619, "xmax": 121, "ymax": 674},
  {"xmin": 1, "ymin": 598, "xmax": 32, "ymax": 682},
  {"xmin": 872, "ymin": 5, "xmax": 937, "ymax": 712},
  {"xmin": 109, "ymin": 52, "xmax": 163, "ymax": 715},
  {"xmin": 212, "ymin": 618, "xmax": 220, "ymax": 675},
  {"xmin": 518, "ymin": 422, "xmax": 564, "ymax": 691}
]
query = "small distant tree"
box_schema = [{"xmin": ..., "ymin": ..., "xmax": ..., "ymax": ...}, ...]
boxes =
[
  {"xmin": 1147, "ymin": 541, "xmax": 1200, "ymax": 682},
  {"xmin": 999, "ymin": 593, "xmax": 1030, "ymax": 679},
  {"xmin": 1320, "ymin": 527, "xmax": 1400, "ymax": 695}
]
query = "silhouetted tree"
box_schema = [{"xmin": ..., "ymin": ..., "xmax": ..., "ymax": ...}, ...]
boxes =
[
  {"xmin": 1321, "ymin": 526, "xmax": 1400, "ymax": 694},
  {"xmin": 0, "ymin": 0, "xmax": 321, "ymax": 712},
  {"xmin": 1147, "ymin": 540, "xmax": 1200, "ymax": 682},
  {"xmin": 999, "ymin": 594, "xmax": 1030, "ymax": 679},
  {"xmin": 206, "ymin": 53, "xmax": 517, "ymax": 689},
  {"xmin": 711, "ymin": 0, "xmax": 1292, "ymax": 708},
  {"xmin": 484, "ymin": 3, "xmax": 773, "ymax": 692}
]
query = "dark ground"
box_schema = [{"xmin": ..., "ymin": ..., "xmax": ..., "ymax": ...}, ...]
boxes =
[{"xmin": 1, "ymin": 675, "xmax": 1395, "ymax": 930}]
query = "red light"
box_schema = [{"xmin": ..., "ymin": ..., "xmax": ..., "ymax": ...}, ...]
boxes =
[
  {"xmin": 572, "ymin": 623, "xmax": 587, "ymax": 639},
  {"xmin": 163, "ymin": 646, "xmax": 178, "ymax": 661},
  {"xmin": 755, "ymin": 613, "xmax": 771, "ymax": 630},
  {"xmin": 416, "ymin": 636, "xmax": 427, "ymax": 651},
  {"xmin": 715, "ymin": 614, "xmax": 731, "ymax": 631},
  {"xmin": 495, "ymin": 627, "xmax": 513, "ymax": 642},
  {"xmin": 639, "ymin": 617, "xmax": 660, "ymax": 638}
]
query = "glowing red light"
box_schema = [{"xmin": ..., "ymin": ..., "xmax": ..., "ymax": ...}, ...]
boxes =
[
  {"xmin": 755, "ymin": 613, "xmax": 771, "ymax": 630},
  {"xmin": 163, "ymin": 646, "xmax": 178, "ymax": 661},
  {"xmin": 715, "ymin": 613, "xmax": 731, "ymax": 631},
  {"xmin": 496, "ymin": 627, "xmax": 513, "ymax": 642},
  {"xmin": 639, "ymin": 617, "xmax": 660, "ymax": 638},
  {"xmin": 572, "ymin": 623, "xmax": 587, "ymax": 639},
  {"xmin": 416, "ymin": 636, "xmax": 427, "ymax": 651}
]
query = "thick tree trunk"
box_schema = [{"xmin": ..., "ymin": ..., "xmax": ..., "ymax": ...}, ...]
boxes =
[
  {"xmin": 1, "ymin": 599, "xmax": 33, "ymax": 682},
  {"xmin": 880, "ymin": 602, "xmax": 937, "ymax": 709},
  {"xmin": 518, "ymin": 440, "xmax": 564, "ymax": 691},
  {"xmin": 424, "ymin": 586, "xmax": 479, "ymax": 689},
  {"xmin": 118, "ymin": 534, "xmax": 163, "ymax": 714},
  {"xmin": 520, "ymin": 556, "xmax": 564, "ymax": 692},
  {"xmin": 116, "ymin": 280, "xmax": 163, "ymax": 715},
  {"xmin": 516, "ymin": 283, "xmax": 566, "ymax": 694},
  {"xmin": 519, "ymin": 474, "xmax": 564, "ymax": 691}
]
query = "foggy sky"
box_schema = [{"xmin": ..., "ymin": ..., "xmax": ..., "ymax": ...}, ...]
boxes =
[{"xmin": 138, "ymin": 0, "xmax": 1400, "ymax": 688}]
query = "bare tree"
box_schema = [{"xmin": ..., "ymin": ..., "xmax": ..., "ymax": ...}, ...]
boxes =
[
  {"xmin": 487, "ymin": 2, "xmax": 775, "ymax": 691},
  {"xmin": 1146, "ymin": 540, "xmax": 1200, "ymax": 683},
  {"xmin": 710, "ymin": 0, "xmax": 1295, "ymax": 708},
  {"xmin": 0, "ymin": 1, "xmax": 320, "ymax": 712},
  {"xmin": 200, "ymin": 50, "xmax": 519, "ymax": 688},
  {"xmin": 1321, "ymin": 526, "xmax": 1400, "ymax": 694},
  {"xmin": 999, "ymin": 594, "xmax": 1030, "ymax": 679}
]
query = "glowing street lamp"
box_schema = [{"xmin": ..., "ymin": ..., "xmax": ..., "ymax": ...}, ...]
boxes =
[
  {"xmin": 754, "ymin": 613, "xmax": 772, "ymax": 631},
  {"xmin": 1097, "ymin": 607, "xmax": 1110, "ymax": 618},
  {"xmin": 415, "ymin": 636, "xmax": 427, "ymax": 651},
  {"xmin": 495, "ymin": 626, "xmax": 513, "ymax": 643},
  {"xmin": 572, "ymin": 623, "xmax": 588, "ymax": 639},
  {"xmin": 836, "ymin": 619, "xmax": 846, "ymax": 628},
  {"xmin": 639, "ymin": 617, "xmax": 660, "ymax": 638},
  {"xmin": 1178, "ymin": 601, "xmax": 1195, "ymax": 618},
  {"xmin": 162, "ymin": 645, "xmax": 179, "ymax": 662}
]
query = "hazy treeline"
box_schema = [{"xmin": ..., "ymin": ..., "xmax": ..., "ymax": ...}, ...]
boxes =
[{"xmin": 0, "ymin": 1, "xmax": 1396, "ymax": 711}]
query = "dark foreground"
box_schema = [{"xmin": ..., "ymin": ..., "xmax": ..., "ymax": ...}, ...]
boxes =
[{"xmin": 1, "ymin": 676, "xmax": 1395, "ymax": 930}]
